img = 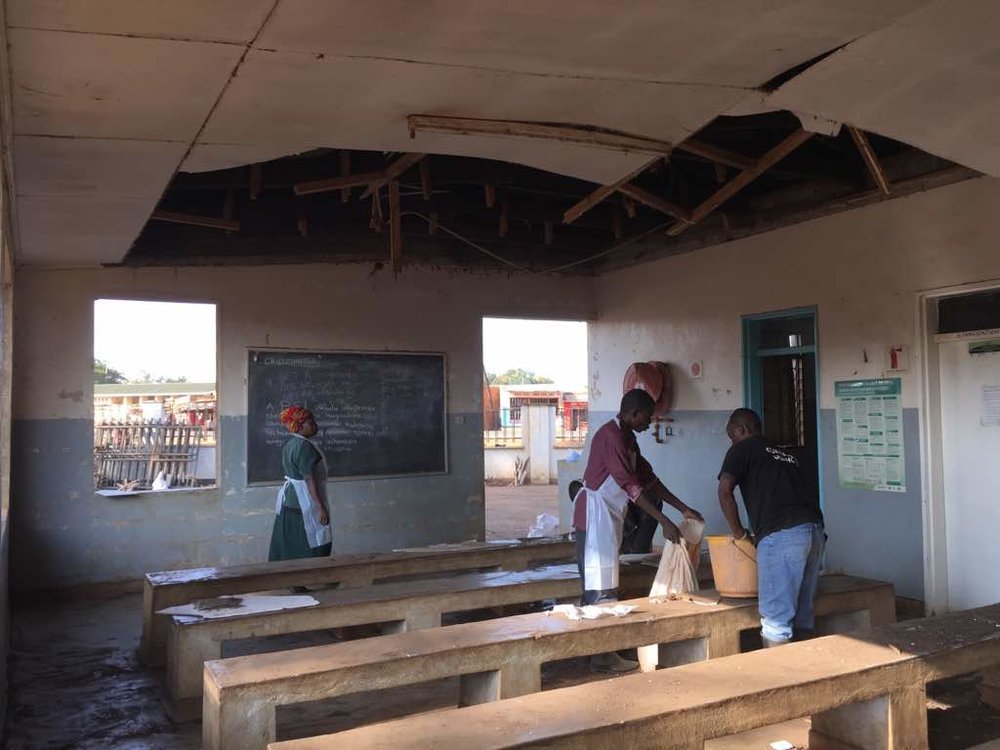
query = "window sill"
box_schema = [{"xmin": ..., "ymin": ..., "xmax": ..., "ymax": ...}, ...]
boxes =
[{"xmin": 95, "ymin": 485, "xmax": 217, "ymax": 499}]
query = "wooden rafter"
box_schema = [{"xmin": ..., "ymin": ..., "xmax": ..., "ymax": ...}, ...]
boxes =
[
  {"xmin": 360, "ymin": 153, "xmax": 426, "ymax": 199},
  {"xmin": 562, "ymin": 156, "xmax": 662, "ymax": 224},
  {"xmin": 666, "ymin": 129, "xmax": 813, "ymax": 237},
  {"xmin": 294, "ymin": 170, "xmax": 384, "ymax": 196},
  {"xmin": 388, "ymin": 180, "xmax": 402, "ymax": 272},
  {"xmin": 151, "ymin": 210, "xmax": 239, "ymax": 232},
  {"xmin": 847, "ymin": 125, "xmax": 891, "ymax": 197},
  {"xmin": 677, "ymin": 139, "xmax": 754, "ymax": 171},
  {"xmin": 419, "ymin": 158, "xmax": 433, "ymax": 201},
  {"xmin": 408, "ymin": 114, "xmax": 674, "ymax": 155},
  {"xmin": 339, "ymin": 151, "xmax": 352, "ymax": 203},
  {"xmin": 617, "ymin": 183, "xmax": 692, "ymax": 224}
]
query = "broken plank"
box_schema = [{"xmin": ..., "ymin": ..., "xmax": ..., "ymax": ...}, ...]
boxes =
[
  {"xmin": 666, "ymin": 129, "xmax": 812, "ymax": 237},
  {"xmin": 360, "ymin": 154, "xmax": 426, "ymax": 200},
  {"xmin": 847, "ymin": 125, "xmax": 891, "ymax": 196},
  {"xmin": 294, "ymin": 171, "xmax": 384, "ymax": 196},
  {"xmin": 408, "ymin": 114, "xmax": 673, "ymax": 155},
  {"xmin": 150, "ymin": 210, "xmax": 239, "ymax": 232}
]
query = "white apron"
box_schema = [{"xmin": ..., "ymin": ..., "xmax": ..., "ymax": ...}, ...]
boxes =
[
  {"xmin": 274, "ymin": 434, "xmax": 333, "ymax": 549},
  {"xmin": 582, "ymin": 474, "xmax": 631, "ymax": 591}
]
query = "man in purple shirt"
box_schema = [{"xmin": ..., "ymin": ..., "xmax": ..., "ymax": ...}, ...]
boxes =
[
  {"xmin": 571, "ymin": 390, "xmax": 703, "ymax": 672},
  {"xmin": 573, "ymin": 389, "xmax": 704, "ymax": 604}
]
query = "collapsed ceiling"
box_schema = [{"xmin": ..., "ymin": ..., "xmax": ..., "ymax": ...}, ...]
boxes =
[{"xmin": 5, "ymin": 0, "xmax": 997, "ymax": 269}]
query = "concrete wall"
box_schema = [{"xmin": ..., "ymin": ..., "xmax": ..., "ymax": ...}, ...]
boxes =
[
  {"xmin": 484, "ymin": 446, "xmax": 577, "ymax": 483},
  {"xmin": 590, "ymin": 176, "xmax": 1000, "ymax": 600},
  {"xmin": 11, "ymin": 263, "xmax": 593, "ymax": 590}
]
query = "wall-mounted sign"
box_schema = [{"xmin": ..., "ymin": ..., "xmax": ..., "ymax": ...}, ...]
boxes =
[{"xmin": 835, "ymin": 378, "xmax": 905, "ymax": 493}]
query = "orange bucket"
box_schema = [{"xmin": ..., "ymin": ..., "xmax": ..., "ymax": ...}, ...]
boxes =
[{"xmin": 706, "ymin": 535, "xmax": 758, "ymax": 598}]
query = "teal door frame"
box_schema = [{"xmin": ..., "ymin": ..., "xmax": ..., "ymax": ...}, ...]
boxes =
[{"xmin": 741, "ymin": 306, "xmax": 824, "ymax": 510}]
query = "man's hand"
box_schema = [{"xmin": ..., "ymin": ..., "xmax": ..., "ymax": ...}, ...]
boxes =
[
  {"xmin": 661, "ymin": 520, "xmax": 681, "ymax": 544},
  {"xmin": 317, "ymin": 506, "xmax": 329, "ymax": 526},
  {"xmin": 682, "ymin": 507, "xmax": 705, "ymax": 524}
]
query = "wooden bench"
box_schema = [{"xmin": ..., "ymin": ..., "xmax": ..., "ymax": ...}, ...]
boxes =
[
  {"xmin": 167, "ymin": 562, "xmax": 654, "ymax": 720},
  {"xmin": 203, "ymin": 574, "xmax": 893, "ymax": 750},
  {"xmin": 141, "ymin": 537, "xmax": 574, "ymax": 665},
  {"xmin": 270, "ymin": 602, "xmax": 1000, "ymax": 750}
]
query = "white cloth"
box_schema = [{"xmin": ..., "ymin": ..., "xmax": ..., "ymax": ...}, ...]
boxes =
[
  {"xmin": 274, "ymin": 434, "xmax": 332, "ymax": 549},
  {"xmin": 583, "ymin": 473, "xmax": 631, "ymax": 590}
]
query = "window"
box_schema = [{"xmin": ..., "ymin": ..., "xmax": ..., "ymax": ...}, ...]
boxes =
[{"xmin": 93, "ymin": 300, "xmax": 217, "ymax": 493}]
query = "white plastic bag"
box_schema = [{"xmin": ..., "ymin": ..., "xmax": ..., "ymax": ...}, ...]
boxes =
[
  {"xmin": 649, "ymin": 538, "xmax": 699, "ymax": 598},
  {"xmin": 526, "ymin": 512, "xmax": 559, "ymax": 538}
]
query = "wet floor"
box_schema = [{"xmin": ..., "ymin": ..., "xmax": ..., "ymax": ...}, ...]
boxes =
[{"xmin": 5, "ymin": 591, "xmax": 1000, "ymax": 748}]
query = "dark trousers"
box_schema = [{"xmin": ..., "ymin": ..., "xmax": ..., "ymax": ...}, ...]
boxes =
[
  {"xmin": 574, "ymin": 529, "xmax": 618, "ymax": 605},
  {"xmin": 620, "ymin": 499, "xmax": 661, "ymax": 554}
]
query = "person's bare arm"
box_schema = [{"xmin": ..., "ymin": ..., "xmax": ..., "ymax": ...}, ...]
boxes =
[
  {"xmin": 633, "ymin": 491, "xmax": 680, "ymax": 544},
  {"xmin": 305, "ymin": 474, "xmax": 329, "ymax": 526},
  {"xmin": 717, "ymin": 473, "xmax": 749, "ymax": 541}
]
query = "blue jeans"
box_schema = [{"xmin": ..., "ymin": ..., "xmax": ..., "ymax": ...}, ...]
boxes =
[
  {"xmin": 574, "ymin": 529, "xmax": 618, "ymax": 605},
  {"xmin": 756, "ymin": 522, "xmax": 825, "ymax": 643}
]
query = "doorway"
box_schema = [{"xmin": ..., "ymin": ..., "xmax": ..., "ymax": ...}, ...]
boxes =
[
  {"xmin": 742, "ymin": 308, "xmax": 821, "ymax": 501},
  {"xmin": 930, "ymin": 288, "xmax": 1000, "ymax": 610}
]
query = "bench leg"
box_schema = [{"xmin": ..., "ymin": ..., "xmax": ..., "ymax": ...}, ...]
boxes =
[
  {"xmin": 816, "ymin": 609, "xmax": 870, "ymax": 636},
  {"xmin": 638, "ymin": 636, "xmax": 710, "ymax": 672},
  {"xmin": 458, "ymin": 658, "xmax": 541, "ymax": 705},
  {"xmin": 167, "ymin": 628, "xmax": 222, "ymax": 721},
  {"xmin": 204, "ymin": 691, "xmax": 275, "ymax": 750},
  {"xmin": 404, "ymin": 609, "xmax": 442, "ymax": 630},
  {"xmin": 708, "ymin": 626, "xmax": 741, "ymax": 658},
  {"xmin": 810, "ymin": 685, "xmax": 928, "ymax": 750}
]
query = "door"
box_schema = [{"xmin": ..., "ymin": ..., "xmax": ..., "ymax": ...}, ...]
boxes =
[
  {"xmin": 743, "ymin": 309, "xmax": 821, "ymax": 500},
  {"xmin": 938, "ymin": 336, "xmax": 1000, "ymax": 609}
]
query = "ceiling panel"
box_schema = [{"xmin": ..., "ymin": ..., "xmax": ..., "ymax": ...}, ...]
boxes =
[
  {"xmin": 16, "ymin": 195, "xmax": 158, "ymax": 266},
  {"xmin": 9, "ymin": 29, "xmax": 243, "ymax": 140},
  {"xmin": 260, "ymin": 0, "xmax": 928, "ymax": 87},
  {"xmin": 14, "ymin": 136, "xmax": 186, "ymax": 198},
  {"xmin": 768, "ymin": 0, "xmax": 1000, "ymax": 177},
  {"xmin": 189, "ymin": 49, "xmax": 747, "ymax": 182},
  {"xmin": 7, "ymin": 0, "xmax": 273, "ymax": 44}
]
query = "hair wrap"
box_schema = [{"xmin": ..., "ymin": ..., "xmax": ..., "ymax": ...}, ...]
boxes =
[{"xmin": 279, "ymin": 405, "xmax": 314, "ymax": 433}]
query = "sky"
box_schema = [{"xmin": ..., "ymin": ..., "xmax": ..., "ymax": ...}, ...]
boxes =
[
  {"xmin": 93, "ymin": 304, "xmax": 586, "ymax": 388},
  {"xmin": 482, "ymin": 317, "xmax": 588, "ymax": 389},
  {"xmin": 94, "ymin": 299, "xmax": 217, "ymax": 383}
]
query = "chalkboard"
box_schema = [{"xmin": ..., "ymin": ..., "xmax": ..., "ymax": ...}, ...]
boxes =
[{"xmin": 246, "ymin": 349, "xmax": 447, "ymax": 483}]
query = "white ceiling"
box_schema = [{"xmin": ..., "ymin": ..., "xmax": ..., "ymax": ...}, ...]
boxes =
[{"xmin": 7, "ymin": 0, "xmax": 995, "ymax": 267}]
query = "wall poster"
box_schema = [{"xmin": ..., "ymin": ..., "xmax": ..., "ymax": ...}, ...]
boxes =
[{"xmin": 835, "ymin": 378, "xmax": 905, "ymax": 492}]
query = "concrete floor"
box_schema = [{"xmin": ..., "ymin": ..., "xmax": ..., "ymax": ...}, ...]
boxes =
[
  {"xmin": 484, "ymin": 483, "xmax": 559, "ymax": 541},
  {"xmin": 4, "ymin": 485, "xmax": 1000, "ymax": 748}
]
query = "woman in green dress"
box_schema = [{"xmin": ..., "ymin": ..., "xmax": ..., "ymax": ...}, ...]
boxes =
[{"xmin": 268, "ymin": 405, "xmax": 333, "ymax": 560}]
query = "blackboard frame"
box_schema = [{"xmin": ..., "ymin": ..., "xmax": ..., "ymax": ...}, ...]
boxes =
[{"xmin": 245, "ymin": 347, "xmax": 449, "ymax": 485}]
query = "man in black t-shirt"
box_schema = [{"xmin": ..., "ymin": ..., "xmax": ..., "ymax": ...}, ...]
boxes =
[{"xmin": 717, "ymin": 408, "xmax": 825, "ymax": 647}]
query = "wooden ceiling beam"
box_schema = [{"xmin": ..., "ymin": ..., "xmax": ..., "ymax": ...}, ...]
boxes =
[
  {"xmin": 407, "ymin": 114, "xmax": 674, "ymax": 155},
  {"xmin": 293, "ymin": 170, "xmax": 385, "ymax": 196},
  {"xmin": 676, "ymin": 138, "xmax": 755, "ymax": 170},
  {"xmin": 389, "ymin": 180, "xmax": 402, "ymax": 272},
  {"xmin": 562, "ymin": 156, "xmax": 662, "ymax": 224},
  {"xmin": 617, "ymin": 183, "xmax": 692, "ymax": 224},
  {"xmin": 847, "ymin": 125, "xmax": 891, "ymax": 196},
  {"xmin": 151, "ymin": 210, "xmax": 239, "ymax": 232},
  {"xmin": 360, "ymin": 153, "xmax": 426, "ymax": 199},
  {"xmin": 666, "ymin": 129, "xmax": 813, "ymax": 237}
]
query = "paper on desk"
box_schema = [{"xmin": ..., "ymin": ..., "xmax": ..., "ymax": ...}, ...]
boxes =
[
  {"xmin": 548, "ymin": 604, "xmax": 636, "ymax": 621},
  {"xmin": 157, "ymin": 594, "xmax": 319, "ymax": 619}
]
